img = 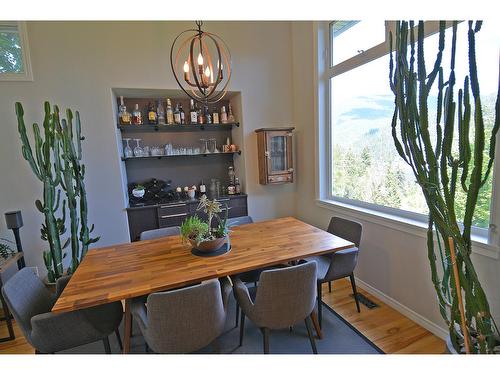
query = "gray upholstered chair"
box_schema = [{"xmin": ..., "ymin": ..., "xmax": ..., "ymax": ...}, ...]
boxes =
[
  {"xmin": 131, "ymin": 277, "xmax": 232, "ymax": 353},
  {"xmin": 227, "ymin": 216, "xmax": 254, "ymax": 228},
  {"xmin": 140, "ymin": 226, "xmax": 180, "ymax": 241},
  {"xmin": 1, "ymin": 268, "xmax": 123, "ymax": 354},
  {"xmin": 232, "ymin": 261, "xmax": 318, "ymax": 354},
  {"xmin": 307, "ymin": 216, "xmax": 363, "ymax": 327}
]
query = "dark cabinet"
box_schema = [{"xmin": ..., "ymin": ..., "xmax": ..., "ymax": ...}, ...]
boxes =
[
  {"xmin": 127, "ymin": 194, "xmax": 248, "ymax": 241},
  {"xmin": 255, "ymin": 127, "xmax": 294, "ymax": 184}
]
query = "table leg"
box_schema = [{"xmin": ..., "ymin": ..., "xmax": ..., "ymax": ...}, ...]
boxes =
[
  {"xmin": 310, "ymin": 311, "xmax": 323, "ymax": 340},
  {"xmin": 123, "ymin": 299, "xmax": 132, "ymax": 354}
]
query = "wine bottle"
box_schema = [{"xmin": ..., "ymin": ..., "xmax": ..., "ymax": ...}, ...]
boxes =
[
  {"xmin": 190, "ymin": 99, "xmax": 198, "ymax": 124},
  {"xmin": 147, "ymin": 102, "xmax": 157, "ymax": 125},
  {"xmin": 132, "ymin": 104, "xmax": 143, "ymax": 125},
  {"xmin": 173, "ymin": 103, "xmax": 181, "ymax": 124},
  {"xmin": 220, "ymin": 106, "xmax": 228, "ymax": 124},
  {"xmin": 166, "ymin": 98, "xmax": 174, "ymax": 125},
  {"xmin": 157, "ymin": 99, "xmax": 165, "ymax": 125}
]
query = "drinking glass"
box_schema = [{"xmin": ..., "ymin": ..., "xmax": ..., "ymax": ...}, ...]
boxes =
[
  {"xmin": 164, "ymin": 143, "xmax": 172, "ymax": 156},
  {"xmin": 143, "ymin": 145, "xmax": 150, "ymax": 156},
  {"xmin": 200, "ymin": 139, "xmax": 209, "ymax": 154},
  {"xmin": 133, "ymin": 139, "xmax": 143, "ymax": 157},
  {"xmin": 123, "ymin": 138, "xmax": 133, "ymax": 158},
  {"xmin": 209, "ymin": 138, "xmax": 219, "ymax": 153}
]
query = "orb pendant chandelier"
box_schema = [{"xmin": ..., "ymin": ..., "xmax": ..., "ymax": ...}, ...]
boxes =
[{"xmin": 170, "ymin": 21, "xmax": 232, "ymax": 105}]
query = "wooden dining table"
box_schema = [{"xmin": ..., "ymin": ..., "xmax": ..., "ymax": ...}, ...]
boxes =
[{"xmin": 52, "ymin": 216, "xmax": 354, "ymax": 353}]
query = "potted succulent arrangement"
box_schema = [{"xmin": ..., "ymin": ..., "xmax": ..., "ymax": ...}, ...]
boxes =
[
  {"xmin": 132, "ymin": 184, "xmax": 146, "ymax": 198},
  {"xmin": 180, "ymin": 195, "xmax": 229, "ymax": 253}
]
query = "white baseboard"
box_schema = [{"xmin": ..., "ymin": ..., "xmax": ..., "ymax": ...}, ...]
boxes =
[{"xmin": 354, "ymin": 277, "xmax": 448, "ymax": 340}]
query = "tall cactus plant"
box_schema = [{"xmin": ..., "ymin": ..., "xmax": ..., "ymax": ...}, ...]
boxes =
[
  {"xmin": 390, "ymin": 21, "xmax": 500, "ymax": 353},
  {"xmin": 16, "ymin": 102, "xmax": 99, "ymax": 281}
]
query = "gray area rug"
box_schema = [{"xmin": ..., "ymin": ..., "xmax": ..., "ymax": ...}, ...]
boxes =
[{"xmin": 62, "ymin": 296, "xmax": 383, "ymax": 354}]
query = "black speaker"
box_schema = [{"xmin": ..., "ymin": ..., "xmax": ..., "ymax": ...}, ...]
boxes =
[{"xmin": 5, "ymin": 211, "xmax": 23, "ymax": 230}]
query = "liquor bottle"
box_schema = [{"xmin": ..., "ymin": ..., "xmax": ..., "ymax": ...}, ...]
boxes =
[
  {"xmin": 199, "ymin": 180, "xmax": 206, "ymax": 194},
  {"xmin": 204, "ymin": 105, "xmax": 212, "ymax": 124},
  {"xmin": 166, "ymin": 98, "xmax": 174, "ymax": 125},
  {"xmin": 228, "ymin": 165, "xmax": 236, "ymax": 185},
  {"xmin": 212, "ymin": 109, "xmax": 219, "ymax": 124},
  {"xmin": 220, "ymin": 106, "xmax": 228, "ymax": 124},
  {"xmin": 118, "ymin": 96, "xmax": 131, "ymax": 125},
  {"xmin": 173, "ymin": 103, "xmax": 181, "ymax": 124},
  {"xmin": 179, "ymin": 103, "xmax": 186, "ymax": 124},
  {"xmin": 197, "ymin": 104, "xmax": 204, "ymax": 124},
  {"xmin": 132, "ymin": 104, "xmax": 143, "ymax": 125},
  {"xmin": 147, "ymin": 102, "xmax": 157, "ymax": 125},
  {"xmin": 227, "ymin": 103, "xmax": 236, "ymax": 123},
  {"xmin": 157, "ymin": 99, "xmax": 165, "ymax": 125},
  {"xmin": 189, "ymin": 99, "xmax": 198, "ymax": 124},
  {"xmin": 235, "ymin": 177, "xmax": 241, "ymax": 194}
]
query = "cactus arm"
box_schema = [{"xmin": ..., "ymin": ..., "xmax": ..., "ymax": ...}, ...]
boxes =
[{"xmin": 480, "ymin": 56, "xmax": 500, "ymax": 186}]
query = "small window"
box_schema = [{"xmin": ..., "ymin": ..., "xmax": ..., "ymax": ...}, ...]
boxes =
[{"xmin": 0, "ymin": 21, "xmax": 32, "ymax": 81}]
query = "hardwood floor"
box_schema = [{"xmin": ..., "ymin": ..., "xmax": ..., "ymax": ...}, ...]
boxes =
[
  {"xmin": 0, "ymin": 278, "xmax": 444, "ymax": 354},
  {"xmin": 321, "ymin": 278, "xmax": 445, "ymax": 354}
]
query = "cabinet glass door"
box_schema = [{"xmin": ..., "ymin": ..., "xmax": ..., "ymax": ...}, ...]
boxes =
[{"xmin": 268, "ymin": 134, "xmax": 288, "ymax": 174}]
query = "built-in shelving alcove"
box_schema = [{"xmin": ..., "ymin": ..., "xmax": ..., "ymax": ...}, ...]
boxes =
[{"xmin": 111, "ymin": 88, "xmax": 246, "ymax": 241}]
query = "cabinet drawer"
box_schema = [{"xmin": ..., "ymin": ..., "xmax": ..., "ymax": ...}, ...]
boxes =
[
  {"xmin": 268, "ymin": 174, "xmax": 292, "ymax": 184},
  {"xmin": 158, "ymin": 203, "xmax": 188, "ymax": 217},
  {"xmin": 228, "ymin": 206, "xmax": 247, "ymax": 218},
  {"xmin": 159, "ymin": 213, "xmax": 188, "ymax": 228}
]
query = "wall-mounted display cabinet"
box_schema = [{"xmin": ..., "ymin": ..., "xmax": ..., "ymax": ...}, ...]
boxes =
[{"xmin": 255, "ymin": 127, "xmax": 294, "ymax": 184}]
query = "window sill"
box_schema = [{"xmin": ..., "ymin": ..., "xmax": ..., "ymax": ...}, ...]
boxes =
[{"xmin": 316, "ymin": 198, "xmax": 500, "ymax": 260}]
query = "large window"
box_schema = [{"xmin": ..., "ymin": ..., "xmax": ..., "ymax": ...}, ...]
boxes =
[
  {"xmin": 325, "ymin": 21, "xmax": 499, "ymax": 232},
  {"xmin": 0, "ymin": 21, "xmax": 32, "ymax": 81}
]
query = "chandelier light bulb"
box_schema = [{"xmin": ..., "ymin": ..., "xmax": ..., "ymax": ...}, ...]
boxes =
[
  {"xmin": 183, "ymin": 61, "xmax": 189, "ymax": 72},
  {"xmin": 197, "ymin": 53, "xmax": 204, "ymax": 66},
  {"xmin": 204, "ymin": 66, "xmax": 211, "ymax": 77}
]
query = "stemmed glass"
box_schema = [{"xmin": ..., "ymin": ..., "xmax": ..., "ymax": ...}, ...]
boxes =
[
  {"xmin": 200, "ymin": 138, "xmax": 210, "ymax": 154},
  {"xmin": 133, "ymin": 139, "xmax": 143, "ymax": 157},
  {"xmin": 123, "ymin": 138, "xmax": 133, "ymax": 158},
  {"xmin": 209, "ymin": 138, "xmax": 219, "ymax": 153}
]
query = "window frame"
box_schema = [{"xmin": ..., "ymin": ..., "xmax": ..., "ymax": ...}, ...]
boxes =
[
  {"xmin": 0, "ymin": 21, "xmax": 33, "ymax": 81},
  {"xmin": 319, "ymin": 20, "xmax": 492, "ymax": 240}
]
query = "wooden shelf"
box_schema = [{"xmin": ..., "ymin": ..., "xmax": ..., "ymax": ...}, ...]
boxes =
[
  {"xmin": 118, "ymin": 123, "xmax": 239, "ymax": 133},
  {"xmin": 121, "ymin": 151, "xmax": 241, "ymax": 161}
]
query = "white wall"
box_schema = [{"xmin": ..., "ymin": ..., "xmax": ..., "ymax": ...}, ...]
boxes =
[
  {"xmin": 0, "ymin": 21, "xmax": 296, "ymax": 272},
  {"xmin": 291, "ymin": 21, "xmax": 500, "ymax": 336}
]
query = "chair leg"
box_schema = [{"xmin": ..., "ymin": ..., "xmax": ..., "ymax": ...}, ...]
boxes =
[
  {"xmin": 262, "ymin": 327, "xmax": 270, "ymax": 354},
  {"xmin": 115, "ymin": 329, "xmax": 123, "ymax": 351},
  {"xmin": 103, "ymin": 336, "xmax": 111, "ymax": 354},
  {"xmin": 317, "ymin": 283, "xmax": 323, "ymax": 328},
  {"xmin": 239, "ymin": 311, "xmax": 245, "ymax": 347},
  {"xmin": 328, "ymin": 281, "xmax": 332, "ymax": 293},
  {"xmin": 350, "ymin": 274, "xmax": 361, "ymax": 313},
  {"xmin": 0, "ymin": 294, "xmax": 15, "ymax": 340},
  {"xmin": 235, "ymin": 300, "xmax": 240, "ymax": 328},
  {"xmin": 304, "ymin": 316, "xmax": 318, "ymax": 354}
]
